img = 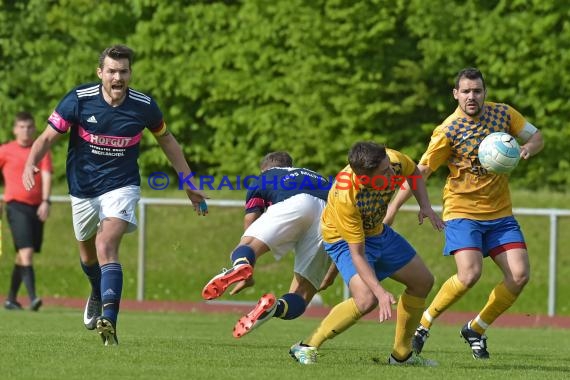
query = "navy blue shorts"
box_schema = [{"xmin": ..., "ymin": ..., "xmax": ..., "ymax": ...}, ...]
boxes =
[
  {"xmin": 444, "ymin": 216, "xmax": 526, "ymax": 258},
  {"xmin": 6, "ymin": 201, "xmax": 44, "ymax": 252},
  {"xmin": 324, "ymin": 224, "xmax": 416, "ymax": 285}
]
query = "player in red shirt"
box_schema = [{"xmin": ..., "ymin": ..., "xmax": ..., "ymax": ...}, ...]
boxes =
[{"xmin": 0, "ymin": 111, "xmax": 52, "ymax": 311}]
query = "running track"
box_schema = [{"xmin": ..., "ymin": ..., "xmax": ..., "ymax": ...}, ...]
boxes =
[{"xmin": 24, "ymin": 296, "xmax": 570, "ymax": 329}]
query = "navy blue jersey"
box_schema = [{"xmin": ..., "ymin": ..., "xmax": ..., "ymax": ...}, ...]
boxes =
[
  {"xmin": 244, "ymin": 167, "xmax": 331, "ymax": 214},
  {"xmin": 48, "ymin": 83, "xmax": 165, "ymax": 198}
]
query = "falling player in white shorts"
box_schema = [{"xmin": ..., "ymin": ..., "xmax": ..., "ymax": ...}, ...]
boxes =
[{"xmin": 202, "ymin": 151, "xmax": 337, "ymax": 338}]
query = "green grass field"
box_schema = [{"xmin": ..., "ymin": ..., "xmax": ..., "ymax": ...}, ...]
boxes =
[
  {"xmin": 0, "ymin": 183, "xmax": 569, "ymax": 316},
  {"xmin": 0, "ymin": 184, "xmax": 569, "ymax": 379},
  {"xmin": 1, "ymin": 308, "xmax": 569, "ymax": 380}
]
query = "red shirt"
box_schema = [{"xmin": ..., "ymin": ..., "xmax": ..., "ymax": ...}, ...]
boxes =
[{"xmin": 0, "ymin": 141, "xmax": 52, "ymax": 205}]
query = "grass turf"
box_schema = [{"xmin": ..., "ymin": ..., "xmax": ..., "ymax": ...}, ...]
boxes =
[{"xmin": 1, "ymin": 307, "xmax": 569, "ymax": 380}]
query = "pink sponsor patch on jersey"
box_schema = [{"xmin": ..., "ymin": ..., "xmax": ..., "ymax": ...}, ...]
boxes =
[{"xmin": 78, "ymin": 126, "xmax": 141, "ymax": 148}]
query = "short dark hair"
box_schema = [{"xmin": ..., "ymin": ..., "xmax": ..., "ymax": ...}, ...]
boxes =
[
  {"xmin": 99, "ymin": 45, "xmax": 134, "ymax": 69},
  {"xmin": 455, "ymin": 67, "xmax": 485, "ymax": 90},
  {"xmin": 14, "ymin": 111, "xmax": 34, "ymax": 124},
  {"xmin": 348, "ymin": 141, "xmax": 387, "ymax": 176},
  {"xmin": 260, "ymin": 151, "xmax": 293, "ymax": 171}
]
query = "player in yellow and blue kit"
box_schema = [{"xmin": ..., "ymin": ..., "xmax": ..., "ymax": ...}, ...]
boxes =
[
  {"xmin": 385, "ymin": 68, "xmax": 544, "ymax": 359},
  {"xmin": 290, "ymin": 141, "xmax": 444, "ymax": 365}
]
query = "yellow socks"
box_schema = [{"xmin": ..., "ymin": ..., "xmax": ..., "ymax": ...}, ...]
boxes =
[
  {"xmin": 420, "ymin": 274, "xmax": 469, "ymax": 329},
  {"xmin": 305, "ymin": 298, "xmax": 362, "ymax": 348},
  {"xmin": 470, "ymin": 281, "xmax": 517, "ymax": 335},
  {"xmin": 392, "ymin": 293, "xmax": 426, "ymax": 361}
]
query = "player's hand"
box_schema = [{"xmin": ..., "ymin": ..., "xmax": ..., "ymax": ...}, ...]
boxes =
[
  {"xmin": 520, "ymin": 146, "xmax": 531, "ymax": 160},
  {"xmin": 185, "ymin": 188, "xmax": 209, "ymax": 216},
  {"xmin": 22, "ymin": 164, "xmax": 39, "ymax": 191},
  {"xmin": 37, "ymin": 201, "xmax": 50, "ymax": 222},
  {"xmin": 376, "ymin": 290, "xmax": 396, "ymax": 323},
  {"xmin": 418, "ymin": 207, "xmax": 445, "ymax": 231},
  {"xmin": 229, "ymin": 277, "xmax": 255, "ymax": 295}
]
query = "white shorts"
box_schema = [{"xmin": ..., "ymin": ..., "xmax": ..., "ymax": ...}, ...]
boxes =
[
  {"xmin": 243, "ymin": 193, "xmax": 330, "ymax": 289},
  {"xmin": 70, "ymin": 185, "xmax": 140, "ymax": 241}
]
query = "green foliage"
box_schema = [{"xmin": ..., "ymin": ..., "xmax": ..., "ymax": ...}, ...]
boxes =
[
  {"xmin": 0, "ymin": 0, "xmax": 139, "ymax": 177},
  {"xmin": 0, "ymin": 0, "xmax": 568, "ymax": 189},
  {"xmin": 405, "ymin": 0, "xmax": 570, "ymax": 188}
]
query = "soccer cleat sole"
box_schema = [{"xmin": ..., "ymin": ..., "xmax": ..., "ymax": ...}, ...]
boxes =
[
  {"xmin": 96, "ymin": 317, "xmax": 118, "ymax": 346},
  {"xmin": 233, "ymin": 294, "xmax": 276, "ymax": 338},
  {"xmin": 201, "ymin": 264, "xmax": 253, "ymax": 300}
]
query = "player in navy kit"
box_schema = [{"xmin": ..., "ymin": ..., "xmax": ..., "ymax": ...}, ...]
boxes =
[
  {"xmin": 202, "ymin": 151, "xmax": 338, "ymax": 338},
  {"xmin": 22, "ymin": 45, "xmax": 207, "ymax": 346}
]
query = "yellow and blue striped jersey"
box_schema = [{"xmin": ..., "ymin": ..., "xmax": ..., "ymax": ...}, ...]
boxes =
[
  {"xmin": 322, "ymin": 149, "xmax": 416, "ymax": 244},
  {"xmin": 420, "ymin": 102, "xmax": 527, "ymax": 221}
]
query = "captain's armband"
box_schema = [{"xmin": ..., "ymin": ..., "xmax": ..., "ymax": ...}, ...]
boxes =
[{"xmin": 516, "ymin": 121, "xmax": 538, "ymax": 143}]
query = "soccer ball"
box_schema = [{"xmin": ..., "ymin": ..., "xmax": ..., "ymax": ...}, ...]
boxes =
[{"xmin": 478, "ymin": 132, "xmax": 521, "ymax": 174}]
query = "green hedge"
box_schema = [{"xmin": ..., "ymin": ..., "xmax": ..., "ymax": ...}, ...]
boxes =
[{"xmin": 1, "ymin": 0, "xmax": 569, "ymax": 189}]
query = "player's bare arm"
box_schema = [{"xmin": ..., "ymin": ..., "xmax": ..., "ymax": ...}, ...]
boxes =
[
  {"xmin": 348, "ymin": 242, "xmax": 396, "ymax": 322},
  {"xmin": 520, "ymin": 130, "xmax": 544, "ymax": 159},
  {"xmin": 243, "ymin": 210, "xmax": 262, "ymax": 231},
  {"xmin": 409, "ymin": 166, "xmax": 444, "ymax": 231},
  {"xmin": 36, "ymin": 169, "xmax": 52, "ymax": 222},
  {"xmin": 154, "ymin": 132, "xmax": 209, "ymax": 215},
  {"xmin": 23, "ymin": 127, "xmax": 61, "ymax": 191},
  {"xmin": 384, "ymin": 165, "xmax": 432, "ymax": 226},
  {"xmin": 318, "ymin": 263, "xmax": 339, "ymax": 291}
]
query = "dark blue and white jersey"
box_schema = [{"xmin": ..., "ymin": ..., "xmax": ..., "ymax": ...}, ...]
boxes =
[
  {"xmin": 48, "ymin": 83, "xmax": 166, "ymax": 198},
  {"xmin": 244, "ymin": 167, "xmax": 331, "ymax": 214}
]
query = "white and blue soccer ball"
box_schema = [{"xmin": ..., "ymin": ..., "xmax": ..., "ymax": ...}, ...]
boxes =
[{"xmin": 478, "ymin": 132, "xmax": 521, "ymax": 174}]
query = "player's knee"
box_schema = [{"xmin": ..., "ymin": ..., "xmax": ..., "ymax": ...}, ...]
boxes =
[
  {"xmin": 95, "ymin": 240, "xmax": 113, "ymax": 255},
  {"xmin": 406, "ymin": 271, "xmax": 434, "ymax": 298},
  {"xmin": 509, "ymin": 271, "xmax": 530, "ymax": 290},
  {"xmin": 457, "ymin": 271, "xmax": 481, "ymax": 288},
  {"xmin": 353, "ymin": 294, "xmax": 377, "ymax": 314},
  {"xmin": 95, "ymin": 241, "xmax": 119, "ymax": 263}
]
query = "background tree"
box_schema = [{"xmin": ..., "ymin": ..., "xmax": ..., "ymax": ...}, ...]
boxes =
[{"xmin": 0, "ymin": 0, "xmax": 567, "ymax": 190}]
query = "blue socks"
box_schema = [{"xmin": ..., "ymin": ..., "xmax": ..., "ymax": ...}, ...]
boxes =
[
  {"xmin": 275, "ymin": 293, "xmax": 307, "ymax": 320},
  {"xmin": 230, "ymin": 245, "xmax": 257, "ymax": 267},
  {"xmin": 81, "ymin": 260, "xmax": 101, "ymax": 300},
  {"xmin": 100, "ymin": 263, "xmax": 123, "ymax": 325}
]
